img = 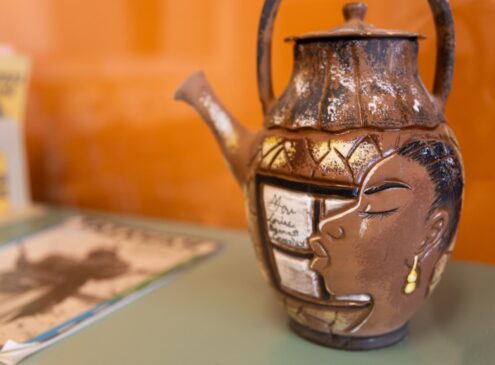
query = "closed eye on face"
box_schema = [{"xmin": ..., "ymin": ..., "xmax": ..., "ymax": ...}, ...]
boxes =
[
  {"xmin": 360, "ymin": 181, "xmax": 411, "ymax": 218},
  {"xmin": 359, "ymin": 207, "xmax": 399, "ymax": 219}
]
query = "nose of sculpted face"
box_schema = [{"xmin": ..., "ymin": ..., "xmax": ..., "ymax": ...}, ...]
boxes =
[
  {"xmin": 318, "ymin": 198, "xmax": 358, "ymax": 242},
  {"xmin": 323, "ymin": 223, "xmax": 346, "ymax": 241}
]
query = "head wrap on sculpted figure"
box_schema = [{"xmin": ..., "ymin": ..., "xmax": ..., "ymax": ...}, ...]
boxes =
[{"xmin": 398, "ymin": 140, "xmax": 463, "ymax": 252}]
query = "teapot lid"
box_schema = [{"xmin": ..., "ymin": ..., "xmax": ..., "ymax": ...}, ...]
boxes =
[{"xmin": 286, "ymin": 2, "xmax": 424, "ymax": 42}]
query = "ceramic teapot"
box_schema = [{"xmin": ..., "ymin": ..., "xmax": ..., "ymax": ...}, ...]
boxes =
[{"xmin": 175, "ymin": 0, "xmax": 463, "ymax": 350}]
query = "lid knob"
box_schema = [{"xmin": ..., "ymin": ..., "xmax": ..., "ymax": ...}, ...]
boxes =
[{"xmin": 343, "ymin": 2, "xmax": 368, "ymax": 22}]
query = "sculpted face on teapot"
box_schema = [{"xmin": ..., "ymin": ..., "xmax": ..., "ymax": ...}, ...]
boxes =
[
  {"xmin": 175, "ymin": 0, "xmax": 463, "ymax": 350},
  {"xmin": 251, "ymin": 127, "xmax": 462, "ymax": 338}
]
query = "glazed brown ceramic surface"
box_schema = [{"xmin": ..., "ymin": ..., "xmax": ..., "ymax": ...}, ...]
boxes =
[{"xmin": 175, "ymin": 0, "xmax": 463, "ymax": 350}]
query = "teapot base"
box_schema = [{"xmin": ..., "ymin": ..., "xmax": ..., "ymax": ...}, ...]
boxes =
[{"xmin": 288, "ymin": 318, "xmax": 408, "ymax": 351}]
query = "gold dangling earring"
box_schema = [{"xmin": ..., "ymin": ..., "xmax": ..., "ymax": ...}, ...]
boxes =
[{"xmin": 404, "ymin": 255, "xmax": 419, "ymax": 295}]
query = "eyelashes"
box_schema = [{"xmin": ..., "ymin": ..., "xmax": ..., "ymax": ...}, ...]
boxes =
[{"xmin": 359, "ymin": 207, "xmax": 399, "ymax": 219}]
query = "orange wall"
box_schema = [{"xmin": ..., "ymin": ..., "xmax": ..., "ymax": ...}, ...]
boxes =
[{"xmin": 0, "ymin": 0, "xmax": 493, "ymax": 263}]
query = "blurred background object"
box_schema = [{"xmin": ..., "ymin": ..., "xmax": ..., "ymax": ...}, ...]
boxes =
[
  {"xmin": 0, "ymin": 0, "xmax": 492, "ymax": 263},
  {"xmin": 0, "ymin": 46, "xmax": 31, "ymax": 214}
]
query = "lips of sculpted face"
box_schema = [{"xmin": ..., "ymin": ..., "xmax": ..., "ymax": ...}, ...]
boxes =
[{"xmin": 309, "ymin": 152, "xmax": 437, "ymax": 298}]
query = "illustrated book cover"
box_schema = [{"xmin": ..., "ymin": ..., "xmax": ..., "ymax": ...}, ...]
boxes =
[{"xmin": 0, "ymin": 215, "xmax": 221, "ymax": 364}]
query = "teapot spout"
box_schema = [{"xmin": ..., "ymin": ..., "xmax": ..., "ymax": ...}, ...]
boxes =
[{"xmin": 175, "ymin": 71, "xmax": 253, "ymax": 185}]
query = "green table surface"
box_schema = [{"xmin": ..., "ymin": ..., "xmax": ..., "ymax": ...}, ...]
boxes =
[{"xmin": 1, "ymin": 209, "xmax": 494, "ymax": 365}]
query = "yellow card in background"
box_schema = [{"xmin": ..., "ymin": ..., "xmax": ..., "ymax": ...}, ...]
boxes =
[
  {"xmin": 0, "ymin": 51, "xmax": 30, "ymax": 126},
  {"xmin": 0, "ymin": 152, "xmax": 8, "ymax": 213},
  {"xmin": 0, "ymin": 46, "xmax": 32, "ymax": 215}
]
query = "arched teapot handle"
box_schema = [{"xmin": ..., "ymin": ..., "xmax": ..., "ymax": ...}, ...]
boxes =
[
  {"xmin": 256, "ymin": 0, "xmax": 455, "ymax": 114},
  {"xmin": 428, "ymin": 0, "xmax": 456, "ymax": 110},
  {"xmin": 257, "ymin": 0, "xmax": 281, "ymax": 115}
]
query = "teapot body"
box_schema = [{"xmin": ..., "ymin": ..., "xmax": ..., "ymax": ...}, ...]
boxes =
[{"xmin": 243, "ymin": 123, "xmax": 463, "ymax": 348}]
